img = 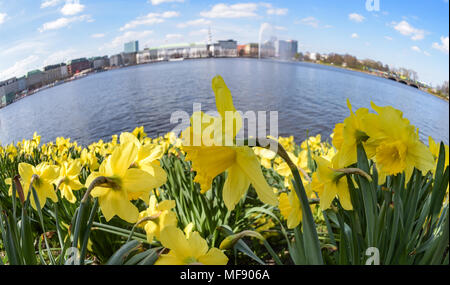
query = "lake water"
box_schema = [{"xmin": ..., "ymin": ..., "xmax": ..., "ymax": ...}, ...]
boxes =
[{"xmin": 0, "ymin": 58, "xmax": 448, "ymax": 146}]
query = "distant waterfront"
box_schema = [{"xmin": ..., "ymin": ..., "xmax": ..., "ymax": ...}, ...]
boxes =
[{"xmin": 0, "ymin": 58, "xmax": 448, "ymax": 146}]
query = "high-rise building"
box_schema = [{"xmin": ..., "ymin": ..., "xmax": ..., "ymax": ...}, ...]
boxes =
[
  {"xmin": 124, "ymin": 41, "xmax": 139, "ymax": 53},
  {"xmin": 275, "ymin": 40, "xmax": 298, "ymax": 60}
]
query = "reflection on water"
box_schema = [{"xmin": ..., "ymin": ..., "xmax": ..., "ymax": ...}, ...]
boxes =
[{"xmin": 0, "ymin": 58, "xmax": 448, "ymax": 146}]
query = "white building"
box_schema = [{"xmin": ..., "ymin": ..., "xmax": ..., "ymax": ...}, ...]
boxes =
[
  {"xmin": 210, "ymin": 40, "xmax": 238, "ymax": 57},
  {"xmin": 157, "ymin": 43, "xmax": 209, "ymax": 60},
  {"xmin": 137, "ymin": 49, "xmax": 158, "ymax": 64}
]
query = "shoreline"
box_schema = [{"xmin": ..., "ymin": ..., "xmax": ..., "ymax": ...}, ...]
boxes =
[{"xmin": 1, "ymin": 57, "xmax": 448, "ymax": 110}]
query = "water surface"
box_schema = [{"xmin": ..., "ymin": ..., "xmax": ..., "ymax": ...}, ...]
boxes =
[{"xmin": 0, "ymin": 58, "xmax": 448, "ymax": 146}]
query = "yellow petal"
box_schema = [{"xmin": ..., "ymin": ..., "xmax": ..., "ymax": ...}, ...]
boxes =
[
  {"xmin": 184, "ymin": 146, "xmax": 236, "ymax": 193},
  {"xmin": 109, "ymin": 143, "xmax": 138, "ymax": 177},
  {"xmin": 235, "ymin": 147, "xmax": 277, "ymax": 206},
  {"xmin": 336, "ymin": 178, "xmax": 352, "ymax": 210},
  {"xmin": 157, "ymin": 200, "xmax": 176, "ymax": 211},
  {"xmin": 198, "ymin": 248, "xmax": 229, "ymax": 265},
  {"xmin": 98, "ymin": 190, "xmax": 139, "ymax": 223},
  {"xmin": 155, "ymin": 252, "xmax": 184, "ymax": 265},
  {"xmin": 122, "ymin": 168, "xmax": 156, "ymax": 193},
  {"xmin": 139, "ymin": 162, "xmax": 167, "ymax": 189},
  {"xmin": 320, "ymin": 182, "xmax": 337, "ymax": 210},
  {"xmin": 19, "ymin": 163, "xmax": 35, "ymax": 187},
  {"xmin": 222, "ymin": 163, "xmax": 251, "ymax": 211},
  {"xmin": 211, "ymin": 75, "xmax": 242, "ymax": 139},
  {"xmin": 159, "ymin": 226, "xmax": 191, "ymax": 260},
  {"xmin": 188, "ymin": 231, "xmax": 209, "ymax": 257}
]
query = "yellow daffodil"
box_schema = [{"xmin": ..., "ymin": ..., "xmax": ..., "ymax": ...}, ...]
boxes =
[
  {"xmin": 253, "ymin": 147, "xmax": 277, "ymax": 169},
  {"xmin": 332, "ymin": 100, "xmax": 374, "ymax": 168},
  {"xmin": 139, "ymin": 195, "xmax": 177, "ymax": 242},
  {"xmin": 119, "ymin": 132, "xmax": 167, "ymax": 201},
  {"xmin": 57, "ymin": 161, "xmax": 84, "ymax": 203},
  {"xmin": 155, "ymin": 226, "xmax": 228, "ymax": 265},
  {"xmin": 364, "ymin": 102, "xmax": 434, "ymax": 183},
  {"xmin": 278, "ymin": 136, "xmax": 296, "ymax": 152},
  {"xmin": 80, "ymin": 149, "xmax": 99, "ymax": 171},
  {"xmin": 132, "ymin": 126, "xmax": 147, "ymax": 141},
  {"xmin": 301, "ymin": 134, "xmax": 322, "ymax": 152},
  {"xmin": 85, "ymin": 142, "xmax": 160, "ymax": 223},
  {"xmin": 182, "ymin": 75, "xmax": 277, "ymax": 211},
  {"xmin": 314, "ymin": 155, "xmax": 352, "ymax": 211},
  {"xmin": 18, "ymin": 162, "xmax": 59, "ymax": 210}
]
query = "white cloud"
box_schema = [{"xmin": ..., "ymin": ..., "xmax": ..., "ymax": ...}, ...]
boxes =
[
  {"xmin": 351, "ymin": 33, "xmax": 359, "ymax": 39},
  {"xmin": 200, "ymin": 3, "xmax": 259, "ymax": 18},
  {"xmin": 189, "ymin": 29, "xmax": 208, "ymax": 37},
  {"xmin": 298, "ymin": 16, "xmax": 319, "ymax": 28},
  {"xmin": 0, "ymin": 55, "xmax": 40, "ymax": 81},
  {"xmin": 43, "ymin": 48, "xmax": 78, "ymax": 66},
  {"xmin": 120, "ymin": 11, "xmax": 179, "ymax": 31},
  {"xmin": 38, "ymin": 15, "xmax": 91, "ymax": 32},
  {"xmin": 267, "ymin": 8, "xmax": 288, "ymax": 16},
  {"xmin": 0, "ymin": 13, "xmax": 7, "ymax": 24},
  {"xmin": 424, "ymin": 51, "xmax": 431, "ymax": 56},
  {"xmin": 41, "ymin": 0, "xmax": 62, "ymax": 8},
  {"xmin": 165, "ymin": 33, "xmax": 182, "ymax": 39},
  {"xmin": 349, "ymin": 13, "xmax": 365, "ymax": 23},
  {"xmin": 393, "ymin": 20, "xmax": 425, "ymax": 40},
  {"xmin": 411, "ymin": 46, "xmax": 421, "ymax": 52},
  {"xmin": 149, "ymin": 0, "xmax": 184, "ymax": 5},
  {"xmin": 91, "ymin": 33, "xmax": 105, "ymax": 38},
  {"xmin": 432, "ymin": 36, "xmax": 449, "ymax": 54},
  {"xmin": 274, "ymin": 26, "xmax": 287, "ymax": 31},
  {"xmin": 384, "ymin": 36, "xmax": 393, "ymax": 41},
  {"xmin": 102, "ymin": 30, "xmax": 154, "ymax": 50},
  {"xmin": 61, "ymin": 0, "xmax": 85, "ymax": 16},
  {"xmin": 177, "ymin": 18, "xmax": 211, "ymax": 28},
  {"xmin": 1, "ymin": 41, "xmax": 45, "ymax": 56}
]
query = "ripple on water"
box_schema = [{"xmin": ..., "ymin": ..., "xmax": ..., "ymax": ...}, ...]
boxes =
[{"xmin": 0, "ymin": 58, "xmax": 448, "ymax": 146}]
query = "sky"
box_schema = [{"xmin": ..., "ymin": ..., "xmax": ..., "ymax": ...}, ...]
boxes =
[{"xmin": 0, "ymin": 0, "xmax": 448, "ymax": 86}]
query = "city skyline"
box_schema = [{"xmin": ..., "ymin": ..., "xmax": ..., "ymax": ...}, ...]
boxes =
[{"xmin": 0, "ymin": 0, "xmax": 449, "ymax": 85}]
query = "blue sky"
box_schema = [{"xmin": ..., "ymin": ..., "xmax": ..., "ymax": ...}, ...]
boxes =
[{"xmin": 0, "ymin": 0, "xmax": 448, "ymax": 85}]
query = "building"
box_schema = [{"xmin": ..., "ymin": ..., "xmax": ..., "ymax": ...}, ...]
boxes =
[
  {"xmin": 238, "ymin": 43, "xmax": 259, "ymax": 57},
  {"xmin": 124, "ymin": 41, "xmax": 139, "ymax": 53},
  {"xmin": 44, "ymin": 63, "xmax": 68, "ymax": 83},
  {"xmin": 157, "ymin": 43, "xmax": 209, "ymax": 59},
  {"xmin": 89, "ymin": 56, "xmax": 110, "ymax": 70},
  {"xmin": 210, "ymin": 40, "xmax": 238, "ymax": 57},
  {"xmin": 17, "ymin": 76, "xmax": 27, "ymax": 92},
  {"xmin": 26, "ymin": 70, "xmax": 46, "ymax": 90},
  {"xmin": 121, "ymin": 52, "xmax": 137, "ymax": 66},
  {"xmin": 0, "ymin": 77, "xmax": 28, "ymax": 107},
  {"xmin": 137, "ymin": 49, "xmax": 158, "ymax": 64},
  {"xmin": 275, "ymin": 40, "xmax": 298, "ymax": 60},
  {"xmin": 237, "ymin": 45, "xmax": 246, "ymax": 57},
  {"xmin": 109, "ymin": 54, "xmax": 123, "ymax": 67},
  {"xmin": 67, "ymin": 58, "xmax": 90, "ymax": 75},
  {"xmin": 0, "ymin": 78, "xmax": 19, "ymax": 99}
]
